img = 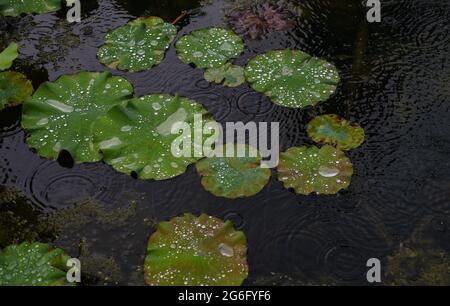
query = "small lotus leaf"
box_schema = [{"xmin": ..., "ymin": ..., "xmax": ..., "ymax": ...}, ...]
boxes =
[
  {"xmin": 245, "ymin": 49, "xmax": 340, "ymax": 108},
  {"xmin": 277, "ymin": 145, "xmax": 353, "ymax": 195},
  {"xmin": 0, "ymin": 42, "xmax": 18, "ymax": 70},
  {"xmin": 0, "ymin": 71, "xmax": 33, "ymax": 109},
  {"xmin": 144, "ymin": 213, "xmax": 248, "ymax": 286},
  {"xmin": 176, "ymin": 27, "xmax": 244, "ymax": 69},
  {"xmin": 97, "ymin": 17, "xmax": 177, "ymax": 72},
  {"xmin": 92, "ymin": 94, "xmax": 218, "ymax": 181},
  {"xmin": 196, "ymin": 144, "xmax": 271, "ymax": 198},
  {"xmin": 204, "ymin": 63, "xmax": 245, "ymax": 87},
  {"xmin": 307, "ymin": 114, "xmax": 365, "ymax": 151},
  {"xmin": 0, "ymin": 0, "xmax": 62, "ymax": 16},
  {"xmin": 0, "ymin": 242, "xmax": 73, "ymax": 286},
  {"xmin": 22, "ymin": 71, "xmax": 133, "ymax": 162}
]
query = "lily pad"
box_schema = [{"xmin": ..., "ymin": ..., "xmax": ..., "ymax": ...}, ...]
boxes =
[
  {"xmin": 0, "ymin": 42, "xmax": 18, "ymax": 70},
  {"xmin": 22, "ymin": 71, "xmax": 133, "ymax": 162},
  {"xmin": 176, "ymin": 27, "xmax": 244, "ymax": 69},
  {"xmin": 92, "ymin": 94, "xmax": 218, "ymax": 181},
  {"xmin": 0, "ymin": 71, "xmax": 33, "ymax": 110},
  {"xmin": 204, "ymin": 63, "xmax": 245, "ymax": 87},
  {"xmin": 0, "ymin": 0, "xmax": 62, "ymax": 17},
  {"xmin": 196, "ymin": 144, "xmax": 271, "ymax": 198},
  {"xmin": 144, "ymin": 213, "xmax": 248, "ymax": 286},
  {"xmin": 97, "ymin": 17, "xmax": 177, "ymax": 72},
  {"xmin": 245, "ymin": 49, "xmax": 340, "ymax": 108},
  {"xmin": 277, "ymin": 145, "xmax": 353, "ymax": 195},
  {"xmin": 307, "ymin": 114, "xmax": 365, "ymax": 151},
  {"xmin": 0, "ymin": 242, "xmax": 73, "ymax": 286}
]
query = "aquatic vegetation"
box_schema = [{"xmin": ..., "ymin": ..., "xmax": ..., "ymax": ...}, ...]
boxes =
[
  {"xmin": 144, "ymin": 213, "xmax": 248, "ymax": 286},
  {"xmin": 307, "ymin": 114, "xmax": 365, "ymax": 151},
  {"xmin": 0, "ymin": 0, "xmax": 61, "ymax": 17},
  {"xmin": 0, "ymin": 186, "xmax": 52, "ymax": 248},
  {"xmin": 196, "ymin": 144, "xmax": 271, "ymax": 198},
  {"xmin": 21, "ymin": 71, "xmax": 133, "ymax": 162},
  {"xmin": 203, "ymin": 63, "xmax": 245, "ymax": 88},
  {"xmin": 385, "ymin": 244, "xmax": 450, "ymax": 286},
  {"xmin": 176, "ymin": 27, "xmax": 244, "ymax": 69},
  {"xmin": 0, "ymin": 242, "xmax": 73, "ymax": 286},
  {"xmin": 97, "ymin": 17, "xmax": 177, "ymax": 72},
  {"xmin": 92, "ymin": 94, "xmax": 218, "ymax": 180},
  {"xmin": 0, "ymin": 42, "xmax": 17, "ymax": 70},
  {"xmin": 245, "ymin": 49, "xmax": 340, "ymax": 108},
  {"xmin": 176, "ymin": 27, "xmax": 245, "ymax": 87},
  {"xmin": 277, "ymin": 145, "xmax": 353, "ymax": 195},
  {"xmin": 226, "ymin": 2, "xmax": 296, "ymax": 40},
  {"xmin": 0, "ymin": 71, "xmax": 33, "ymax": 110}
]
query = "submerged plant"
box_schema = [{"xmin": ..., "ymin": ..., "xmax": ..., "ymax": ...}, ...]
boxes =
[
  {"xmin": 196, "ymin": 144, "xmax": 271, "ymax": 198},
  {"xmin": 176, "ymin": 27, "xmax": 245, "ymax": 87},
  {"xmin": 307, "ymin": 114, "xmax": 365, "ymax": 151},
  {"xmin": 92, "ymin": 94, "xmax": 218, "ymax": 181},
  {"xmin": 245, "ymin": 50, "xmax": 340, "ymax": 109},
  {"xmin": 385, "ymin": 243, "xmax": 450, "ymax": 286},
  {"xmin": 97, "ymin": 17, "xmax": 177, "ymax": 72},
  {"xmin": 144, "ymin": 213, "xmax": 248, "ymax": 286},
  {"xmin": 226, "ymin": 2, "xmax": 297, "ymax": 40},
  {"xmin": 277, "ymin": 145, "xmax": 353, "ymax": 195},
  {"xmin": 0, "ymin": 42, "xmax": 17, "ymax": 70},
  {"xmin": 0, "ymin": 242, "xmax": 73, "ymax": 286},
  {"xmin": 22, "ymin": 71, "xmax": 133, "ymax": 162},
  {"xmin": 0, "ymin": 0, "xmax": 62, "ymax": 17},
  {"xmin": 0, "ymin": 71, "xmax": 33, "ymax": 110}
]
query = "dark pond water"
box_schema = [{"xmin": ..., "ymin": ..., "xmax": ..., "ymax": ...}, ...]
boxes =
[{"xmin": 0, "ymin": 0, "xmax": 449, "ymax": 285}]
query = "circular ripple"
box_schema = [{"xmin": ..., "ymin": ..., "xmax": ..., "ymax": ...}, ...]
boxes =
[
  {"xmin": 223, "ymin": 211, "xmax": 245, "ymax": 230},
  {"xmin": 24, "ymin": 161, "xmax": 130, "ymax": 211},
  {"xmin": 236, "ymin": 90, "xmax": 275, "ymax": 117},
  {"xmin": 422, "ymin": 179, "xmax": 450, "ymax": 215},
  {"xmin": 189, "ymin": 91, "xmax": 233, "ymax": 122},
  {"xmin": 0, "ymin": 107, "xmax": 22, "ymax": 137}
]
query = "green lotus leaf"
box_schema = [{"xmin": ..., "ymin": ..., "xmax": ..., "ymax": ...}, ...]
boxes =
[
  {"xmin": 204, "ymin": 63, "xmax": 245, "ymax": 87},
  {"xmin": 22, "ymin": 71, "xmax": 133, "ymax": 162},
  {"xmin": 92, "ymin": 94, "xmax": 218, "ymax": 181},
  {"xmin": 307, "ymin": 114, "xmax": 365, "ymax": 151},
  {"xmin": 0, "ymin": 242, "xmax": 73, "ymax": 286},
  {"xmin": 144, "ymin": 213, "xmax": 248, "ymax": 286},
  {"xmin": 0, "ymin": 42, "xmax": 18, "ymax": 71},
  {"xmin": 0, "ymin": 71, "xmax": 33, "ymax": 110},
  {"xmin": 277, "ymin": 145, "xmax": 353, "ymax": 195},
  {"xmin": 245, "ymin": 49, "xmax": 340, "ymax": 108},
  {"xmin": 0, "ymin": 0, "xmax": 62, "ymax": 17},
  {"xmin": 176, "ymin": 27, "xmax": 244, "ymax": 69},
  {"xmin": 196, "ymin": 144, "xmax": 271, "ymax": 198},
  {"xmin": 97, "ymin": 17, "xmax": 177, "ymax": 72}
]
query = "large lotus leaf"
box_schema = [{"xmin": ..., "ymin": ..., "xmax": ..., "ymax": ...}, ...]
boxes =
[
  {"xmin": 97, "ymin": 17, "xmax": 177, "ymax": 72},
  {"xmin": 277, "ymin": 145, "xmax": 353, "ymax": 195},
  {"xmin": 22, "ymin": 71, "xmax": 133, "ymax": 162},
  {"xmin": 0, "ymin": 242, "xmax": 73, "ymax": 286},
  {"xmin": 0, "ymin": 42, "xmax": 18, "ymax": 71},
  {"xmin": 144, "ymin": 213, "xmax": 248, "ymax": 286},
  {"xmin": 245, "ymin": 50, "xmax": 340, "ymax": 108},
  {"xmin": 204, "ymin": 63, "xmax": 245, "ymax": 87},
  {"xmin": 307, "ymin": 114, "xmax": 365, "ymax": 151},
  {"xmin": 0, "ymin": 0, "xmax": 62, "ymax": 16},
  {"xmin": 0, "ymin": 71, "xmax": 33, "ymax": 110},
  {"xmin": 196, "ymin": 144, "xmax": 271, "ymax": 198},
  {"xmin": 92, "ymin": 94, "xmax": 218, "ymax": 181},
  {"xmin": 176, "ymin": 27, "xmax": 244, "ymax": 69}
]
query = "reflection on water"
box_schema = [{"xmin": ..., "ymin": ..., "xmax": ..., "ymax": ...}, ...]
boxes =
[{"xmin": 0, "ymin": 0, "xmax": 449, "ymax": 285}]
